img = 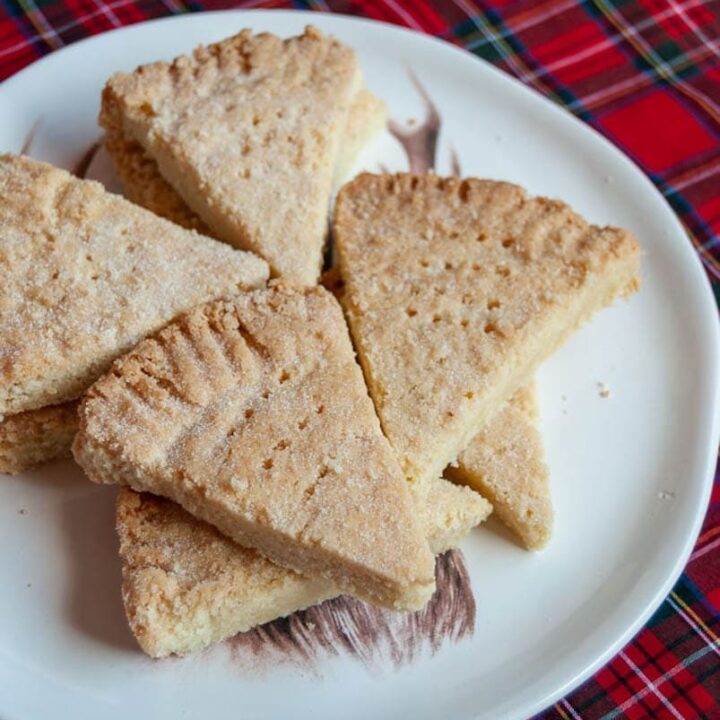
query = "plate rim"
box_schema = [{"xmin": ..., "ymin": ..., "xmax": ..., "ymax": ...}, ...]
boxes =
[{"xmin": 1, "ymin": 9, "xmax": 719, "ymax": 720}]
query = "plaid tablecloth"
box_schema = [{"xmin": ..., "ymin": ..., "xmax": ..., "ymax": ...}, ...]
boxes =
[{"xmin": 1, "ymin": 0, "xmax": 718, "ymax": 717}]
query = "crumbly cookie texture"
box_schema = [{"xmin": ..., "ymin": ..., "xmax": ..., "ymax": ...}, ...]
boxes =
[
  {"xmin": 104, "ymin": 130, "xmax": 209, "ymax": 234},
  {"xmin": 0, "ymin": 154, "xmax": 269, "ymax": 416},
  {"xmin": 101, "ymin": 26, "xmax": 361, "ymax": 285},
  {"xmin": 0, "ymin": 402, "xmax": 79, "ymax": 474},
  {"xmin": 447, "ymin": 384, "xmax": 553, "ymax": 550},
  {"xmin": 322, "ymin": 263, "xmax": 551, "ymax": 549},
  {"xmin": 332, "ymin": 88, "xmax": 387, "ymax": 186},
  {"xmin": 116, "ymin": 479, "xmax": 490, "ymax": 658},
  {"xmin": 104, "ymin": 87, "xmax": 386, "ymax": 233},
  {"xmin": 74, "ymin": 284, "xmax": 436, "ymax": 611},
  {"xmin": 335, "ymin": 173, "xmax": 641, "ymax": 486}
]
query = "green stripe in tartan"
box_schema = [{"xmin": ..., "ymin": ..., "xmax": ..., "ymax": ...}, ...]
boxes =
[
  {"xmin": 452, "ymin": 9, "xmax": 583, "ymax": 117},
  {"xmin": 649, "ymin": 574, "xmax": 710, "ymax": 630},
  {"xmin": 647, "ymin": 595, "xmax": 679, "ymax": 625},
  {"xmin": 454, "ymin": 17, "xmax": 506, "ymax": 65},
  {"xmin": 451, "ymin": 1, "xmax": 719, "ymax": 284},
  {"xmin": 679, "ymin": 582, "xmax": 720, "ymax": 639},
  {"xmin": 661, "ymin": 579, "xmax": 719, "ymax": 658},
  {"xmin": 175, "ymin": 3, "xmax": 200, "ymax": 13},
  {"xmin": 662, "ymin": 574, "xmax": 705, "ymax": 614},
  {"xmin": 649, "ymin": 177, "xmax": 718, "ymax": 277},
  {"xmin": 632, "ymin": 45, "xmax": 701, "ymax": 82},
  {"xmin": 655, "ymin": 40, "xmax": 700, "ymax": 78},
  {"xmin": 587, "ymin": 0, "xmax": 709, "ymax": 89},
  {"xmin": 452, "ymin": 16, "xmax": 514, "ymax": 65},
  {"xmin": 0, "ymin": 0, "xmax": 32, "ymax": 18}
]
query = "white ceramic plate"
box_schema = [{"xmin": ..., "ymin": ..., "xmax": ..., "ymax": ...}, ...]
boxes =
[{"xmin": 0, "ymin": 11, "xmax": 718, "ymax": 720}]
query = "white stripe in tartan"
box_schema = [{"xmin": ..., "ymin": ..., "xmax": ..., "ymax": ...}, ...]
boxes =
[
  {"xmin": 449, "ymin": 0, "xmax": 536, "ymax": 86},
  {"xmin": 0, "ymin": 0, "xmax": 277, "ymax": 63},
  {"xmin": 559, "ymin": 697, "xmax": 583, "ymax": 719},
  {"xmin": 0, "ymin": 0, "xmax": 136, "ymax": 60},
  {"xmin": 666, "ymin": 593, "xmax": 720, "ymax": 660},
  {"xmin": 599, "ymin": 642, "xmax": 719, "ymax": 720},
  {"xmin": 90, "ymin": 0, "xmax": 122, "ymax": 28},
  {"xmin": 465, "ymin": 0, "xmax": 702, "ymax": 58},
  {"xmin": 619, "ymin": 650, "xmax": 686, "ymax": 720},
  {"xmin": 456, "ymin": 0, "xmax": 719, "ymax": 121},
  {"xmin": 380, "ymin": 0, "xmax": 423, "ymax": 31},
  {"xmin": 464, "ymin": 0, "xmax": 580, "ymax": 45},
  {"xmin": 595, "ymin": 0, "xmax": 720, "ymax": 120},
  {"xmin": 668, "ymin": 0, "xmax": 720, "ymax": 60},
  {"xmin": 565, "ymin": 43, "xmax": 717, "ymax": 112},
  {"xmin": 689, "ymin": 533, "xmax": 720, "ymax": 562},
  {"xmin": 599, "ymin": 647, "xmax": 710, "ymax": 720},
  {"xmin": 517, "ymin": 0, "xmax": 713, "ymax": 84},
  {"xmin": 22, "ymin": 0, "xmax": 66, "ymax": 51},
  {"xmin": 457, "ymin": 0, "xmax": 720, "ymax": 125}
]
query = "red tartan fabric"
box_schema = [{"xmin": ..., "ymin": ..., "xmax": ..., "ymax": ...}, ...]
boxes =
[{"xmin": 1, "ymin": 1, "xmax": 718, "ymax": 718}]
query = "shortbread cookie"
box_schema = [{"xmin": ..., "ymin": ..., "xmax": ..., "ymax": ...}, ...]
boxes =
[
  {"xmin": 104, "ymin": 131, "xmax": 209, "ymax": 233},
  {"xmin": 322, "ymin": 263, "xmax": 552, "ymax": 549},
  {"xmin": 332, "ymin": 88, "xmax": 386, "ymax": 185},
  {"xmin": 335, "ymin": 173, "xmax": 640, "ymax": 486},
  {"xmin": 0, "ymin": 402, "xmax": 79, "ymax": 474},
  {"xmin": 0, "ymin": 154, "xmax": 268, "ymax": 416},
  {"xmin": 101, "ymin": 27, "xmax": 361, "ymax": 284},
  {"xmin": 116, "ymin": 478, "xmax": 490, "ymax": 657},
  {"xmin": 104, "ymin": 88, "xmax": 386, "ymax": 233},
  {"xmin": 447, "ymin": 384, "xmax": 552, "ymax": 550},
  {"xmin": 74, "ymin": 284, "xmax": 436, "ymax": 610}
]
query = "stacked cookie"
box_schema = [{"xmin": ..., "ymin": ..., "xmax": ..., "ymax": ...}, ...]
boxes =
[{"xmin": 0, "ymin": 27, "xmax": 640, "ymax": 658}]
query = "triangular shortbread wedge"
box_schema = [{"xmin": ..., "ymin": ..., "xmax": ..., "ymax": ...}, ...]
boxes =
[
  {"xmin": 447, "ymin": 384, "xmax": 552, "ymax": 550},
  {"xmin": 335, "ymin": 173, "xmax": 640, "ymax": 486},
  {"xmin": 103, "ymin": 88, "xmax": 386, "ymax": 233},
  {"xmin": 0, "ymin": 154, "xmax": 268, "ymax": 416},
  {"xmin": 321, "ymin": 266, "xmax": 552, "ymax": 549},
  {"xmin": 101, "ymin": 27, "xmax": 361, "ymax": 285},
  {"xmin": 116, "ymin": 479, "xmax": 490, "ymax": 657},
  {"xmin": 74, "ymin": 284, "xmax": 436, "ymax": 610}
]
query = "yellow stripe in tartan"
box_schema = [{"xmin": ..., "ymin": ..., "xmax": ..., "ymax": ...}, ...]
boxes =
[
  {"xmin": 683, "ymin": 224, "xmax": 720, "ymax": 278},
  {"xmin": 670, "ymin": 590, "xmax": 720, "ymax": 646},
  {"xmin": 15, "ymin": 0, "xmax": 63, "ymax": 51},
  {"xmin": 454, "ymin": 0, "xmax": 570, "ymax": 108},
  {"xmin": 594, "ymin": 0, "xmax": 720, "ymax": 126}
]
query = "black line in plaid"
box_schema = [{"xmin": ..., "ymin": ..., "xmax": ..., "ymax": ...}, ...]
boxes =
[
  {"xmin": 606, "ymin": 656, "xmax": 659, "ymax": 718},
  {"xmin": 694, "ymin": 661, "xmax": 720, "ymax": 691},
  {"xmin": 564, "ymin": 679, "xmax": 620, "ymax": 717},
  {"xmin": 633, "ymin": 634, "xmax": 708, "ymax": 718}
]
